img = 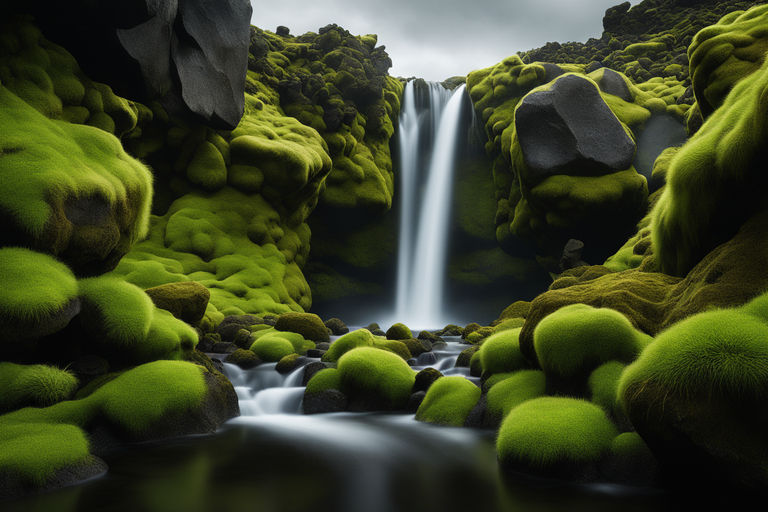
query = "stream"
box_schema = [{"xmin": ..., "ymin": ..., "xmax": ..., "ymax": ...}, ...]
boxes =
[{"xmin": 3, "ymin": 336, "xmax": 679, "ymax": 512}]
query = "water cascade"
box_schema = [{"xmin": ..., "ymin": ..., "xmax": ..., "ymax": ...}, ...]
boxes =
[{"xmin": 394, "ymin": 81, "xmax": 468, "ymax": 329}]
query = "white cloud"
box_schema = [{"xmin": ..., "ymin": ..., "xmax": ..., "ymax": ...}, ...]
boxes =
[{"xmin": 251, "ymin": 0, "xmax": 640, "ymax": 81}]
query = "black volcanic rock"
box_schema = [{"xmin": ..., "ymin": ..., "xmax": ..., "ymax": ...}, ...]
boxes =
[
  {"xmin": 515, "ymin": 74, "xmax": 636, "ymax": 181},
  {"xmin": 20, "ymin": 0, "xmax": 251, "ymax": 129},
  {"xmin": 595, "ymin": 68, "xmax": 633, "ymax": 102}
]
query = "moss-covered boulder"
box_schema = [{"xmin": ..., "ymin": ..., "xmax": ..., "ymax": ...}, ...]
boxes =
[
  {"xmin": 0, "ymin": 362, "xmax": 78, "ymax": 413},
  {"xmin": 497, "ymin": 397, "xmax": 618, "ymax": 480},
  {"xmin": 533, "ymin": 304, "xmax": 650, "ymax": 383},
  {"xmin": 336, "ymin": 347, "xmax": 415, "ymax": 411},
  {"xmin": 619, "ymin": 302, "xmax": 768, "ymax": 488},
  {"xmin": 485, "ymin": 370, "xmax": 546, "ymax": 427},
  {"xmin": 275, "ymin": 312, "xmax": 330, "ymax": 343},
  {"xmin": 321, "ymin": 328, "xmax": 375, "ymax": 362},
  {"xmin": 476, "ymin": 328, "xmax": 527, "ymax": 377},
  {"xmin": 415, "ymin": 376, "xmax": 481, "ymax": 427},
  {"xmin": 0, "ymin": 248, "xmax": 80, "ymax": 352},
  {"xmin": 303, "ymin": 368, "xmax": 348, "ymax": 414},
  {"xmin": 385, "ymin": 322, "xmax": 412, "ymax": 340},
  {"xmin": 144, "ymin": 281, "xmax": 210, "ymax": 324}
]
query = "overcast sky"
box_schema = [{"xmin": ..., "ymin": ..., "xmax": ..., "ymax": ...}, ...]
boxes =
[{"xmin": 250, "ymin": 0, "xmax": 640, "ymax": 81}]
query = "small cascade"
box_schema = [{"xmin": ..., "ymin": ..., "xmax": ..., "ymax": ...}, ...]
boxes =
[
  {"xmin": 393, "ymin": 82, "xmax": 468, "ymax": 329},
  {"xmin": 225, "ymin": 361, "xmax": 311, "ymax": 416}
]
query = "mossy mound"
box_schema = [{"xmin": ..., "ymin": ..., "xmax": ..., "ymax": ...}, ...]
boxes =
[
  {"xmin": 688, "ymin": 4, "xmax": 768, "ymax": 118},
  {"xmin": 485, "ymin": 370, "xmax": 546, "ymax": 427},
  {"xmin": 0, "ymin": 362, "xmax": 78, "ymax": 413},
  {"xmin": 385, "ymin": 322, "xmax": 412, "ymax": 340},
  {"xmin": 497, "ymin": 397, "xmax": 618, "ymax": 479},
  {"xmin": 250, "ymin": 335, "xmax": 297, "ymax": 362},
  {"xmin": 619, "ymin": 303, "xmax": 768, "ymax": 487},
  {"xmin": 415, "ymin": 376, "xmax": 481, "ymax": 427},
  {"xmin": 588, "ymin": 361, "xmax": 627, "ymax": 424},
  {"xmin": 0, "ymin": 58, "xmax": 152, "ymax": 275},
  {"xmin": 274, "ymin": 312, "xmax": 329, "ymax": 343},
  {"xmin": 476, "ymin": 328, "xmax": 527, "ymax": 377},
  {"xmin": 336, "ymin": 347, "xmax": 415, "ymax": 410},
  {"xmin": 652, "ymin": 50, "xmax": 768, "ymax": 277},
  {"xmin": 0, "ymin": 247, "xmax": 80, "ymax": 350},
  {"xmin": 321, "ymin": 328, "xmax": 375, "ymax": 362},
  {"xmin": 144, "ymin": 281, "xmax": 210, "ymax": 324},
  {"xmin": 533, "ymin": 304, "xmax": 649, "ymax": 382}
]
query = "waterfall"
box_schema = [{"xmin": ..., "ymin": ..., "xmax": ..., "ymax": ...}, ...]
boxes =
[{"xmin": 394, "ymin": 81, "xmax": 467, "ymax": 329}]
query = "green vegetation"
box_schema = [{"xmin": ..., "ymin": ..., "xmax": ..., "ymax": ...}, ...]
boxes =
[
  {"xmin": 0, "ymin": 362, "xmax": 78, "ymax": 412},
  {"xmin": 337, "ymin": 347, "xmax": 415, "ymax": 410},
  {"xmin": 533, "ymin": 304, "xmax": 649, "ymax": 379},
  {"xmin": 485, "ymin": 370, "xmax": 546, "ymax": 426},
  {"xmin": 415, "ymin": 376, "xmax": 481, "ymax": 426},
  {"xmin": 385, "ymin": 322, "xmax": 412, "ymax": 340},
  {"xmin": 274, "ymin": 312, "xmax": 329, "ymax": 342},
  {"xmin": 250, "ymin": 335, "xmax": 297, "ymax": 362},
  {"xmin": 304, "ymin": 368, "xmax": 342, "ymax": 395},
  {"xmin": 322, "ymin": 328, "xmax": 375, "ymax": 362},
  {"xmin": 476, "ymin": 328, "xmax": 527, "ymax": 377},
  {"xmin": 496, "ymin": 397, "xmax": 618, "ymax": 476}
]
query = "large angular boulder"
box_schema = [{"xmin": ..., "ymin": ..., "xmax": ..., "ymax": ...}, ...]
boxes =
[{"xmin": 515, "ymin": 74, "xmax": 636, "ymax": 182}]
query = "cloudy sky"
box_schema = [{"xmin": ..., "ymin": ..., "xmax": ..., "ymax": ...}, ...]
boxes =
[{"xmin": 251, "ymin": 0, "xmax": 640, "ymax": 81}]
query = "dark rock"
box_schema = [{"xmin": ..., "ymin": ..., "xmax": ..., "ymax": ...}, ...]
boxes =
[
  {"xmin": 406, "ymin": 391, "xmax": 427, "ymax": 413},
  {"xmin": 541, "ymin": 63, "xmax": 565, "ymax": 82},
  {"xmin": 232, "ymin": 328, "xmax": 254, "ymax": 349},
  {"xmin": 407, "ymin": 358, "xmax": 418, "ymax": 366},
  {"xmin": 276, "ymin": 26, "xmax": 291, "ymax": 37},
  {"xmin": 302, "ymin": 362, "xmax": 330, "ymax": 386},
  {"xmin": 0, "ymin": 297, "xmax": 81, "ymax": 346},
  {"xmin": 371, "ymin": 329, "xmax": 386, "ymax": 337},
  {"xmin": 144, "ymin": 281, "xmax": 210, "ymax": 324},
  {"xmin": 216, "ymin": 315, "xmax": 259, "ymax": 341},
  {"xmin": 456, "ymin": 346, "xmax": 480, "ymax": 368},
  {"xmin": 515, "ymin": 74, "xmax": 636, "ymax": 181},
  {"xmin": 275, "ymin": 312, "xmax": 330, "ymax": 343},
  {"xmin": 585, "ymin": 60, "xmax": 604, "ymax": 74},
  {"xmin": 417, "ymin": 330, "xmax": 442, "ymax": 343},
  {"xmin": 595, "ymin": 68, "xmax": 633, "ymax": 102},
  {"xmin": 0, "ymin": 455, "xmax": 108, "ymax": 502},
  {"xmin": 603, "ymin": 1, "xmax": 631, "ymax": 33},
  {"xmin": 413, "ymin": 368, "xmax": 443, "ymax": 393},
  {"xmin": 197, "ymin": 333, "xmax": 219, "ymax": 352},
  {"xmin": 464, "ymin": 394, "xmax": 488, "ymax": 428},
  {"xmin": 210, "ymin": 342, "xmax": 238, "ymax": 354},
  {"xmin": 559, "ymin": 239, "xmax": 589, "ymax": 272},
  {"xmin": 366, "ymin": 323, "xmax": 381, "ymax": 331},
  {"xmin": 225, "ymin": 348, "xmax": 260, "ymax": 369},
  {"xmin": 276, "ymin": 354, "xmax": 309, "ymax": 374},
  {"xmin": 315, "ymin": 342, "xmax": 331, "ymax": 351},
  {"xmin": 70, "ymin": 355, "xmax": 109, "ymax": 382},
  {"xmin": 262, "ymin": 315, "xmax": 277, "ymax": 326},
  {"xmin": 403, "ymin": 338, "xmax": 432, "ymax": 358},
  {"xmin": 324, "ymin": 317, "xmax": 349, "ymax": 335},
  {"xmin": 25, "ymin": 0, "xmax": 252, "ymax": 129},
  {"xmin": 414, "ymin": 351, "xmax": 437, "ymax": 366},
  {"xmin": 303, "ymin": 389, "xmax": 348, "ymax": 414},
  {"xmin": 306, "ymin": 349, "xmax": 325, "ymax": 358}
]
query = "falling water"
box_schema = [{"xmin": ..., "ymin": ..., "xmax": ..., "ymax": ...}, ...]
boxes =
[{"xmin": 394, "ymin": 81, "xmax": 467, "ymax": 329}]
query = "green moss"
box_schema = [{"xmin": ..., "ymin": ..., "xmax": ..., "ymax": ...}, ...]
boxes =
[
  {"xmin": 0, "ymin": 82, "xmax": 152, "ymax": 261},
  {"xmin": 477, "ymin": 328, "xmax": 527, "ymax": 377},
  {"xmin": 372, "ymin": 338, "xmax": 412, "ymax": 361},
  {"xmin": 0, "ymin": 362, "xmax": 78, "ymax": 412},
  {"xmin": 337, "ymin": 346, "xmax": 415, "ymax": 410},
  {"xmin": 651, "ymin": 53, "xmax": 768, "ymax": 276},
  {"xmin": 588, "ymin": 361, "xmax": 626, "ymax": 421},
  {"xmin": 485, "ymin": 370, "xmax": 546, "ymax": 426},
  {"xmin": 688, "ymin": 4, "xmax": 768, "ymax": 117},
  {"xmin": 304, "ymin": 368, "xmax": 342, "ymax": 394},
  {"xmin": 322, "ymin": 328, "xmax": 375, "ymax": 362},
  {"xmin": 533, "ymin": 304, "xmax": 649, "ymax": 380},
  {"xmin": 385, "ymin": 322, "xmax": 412, "ymax": 340},
  {"xmin": 250, "ymin": 335, "xmax": 296, "ymax": 362},
  {"xmin": 619, "ymin": 308, "xmax": 768, "ymax": 405},
  {"xmin": 274, "ymin": 312, "xmax": 329, "ymax": 342},
  {"xmin": 415, "ymin": 376, "xmax": 481, "ymax": 427},
  {"xmin": 0, "ymin": 247, "xmax": 77, "ymax": 330},
  {"xmin": 186, "ymin": 141, "xmax": 227, "ymax": 191},
  {"xmin": 0, "ymin": 422, "xmax": 90, "ymax": 485},
  {"xmin": 496, "ymin": 397, "xmax": 618, "ymax": 475}
]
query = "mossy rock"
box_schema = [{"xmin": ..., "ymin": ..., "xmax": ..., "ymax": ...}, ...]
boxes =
[
  {"xmin": 144, "ymin": 281, "xmax": 210, "ymax": 324},
  {"xmin": 0, "ymin": 362, "xmax": 78, "ymax": 413},
  {"xmin": 0, "ymin": 247, "xmax": 80, "ymax": 351},
  {"xmin": 415, "ymin": 376, "xmax": 481, "ymax": 427},
  {"xmin": 477, "ymin": 328, "xmax": 527, "ymax": 378},
  {"xmin": 485, "ymin": 369, "xmax": 546, "ymax": 427},
  {"xmin": 588, "ymin": 361, "xmax": 628, "ymax": 426},
  {"xmin": 619, "ymin": 303, "xmax": 768, "ymax": 488},
  {"xmin": 275, "ymin": 312, "xmax": 330, "ymax": 343},
  {"xmin": 497, "ymin": 397, "xmax": 618, "ymax": 480},
  {"xmin": 225, "ymin": 348, "xmax": 261, "ymax": 369},
  {"xmin": 533, "ymin": 304, "xmax": 650, "ymax": 384},
  {"xmin": 322, "ymin": 328, "xmax": 375, "ymax": 362},
  {"xmin": 303, "ymin": 368, "xmax": 348, "ymax": 414},
  {"xmin": 385, "ymin": 322, "xmax": 412, "ymax": 340},
  {"xmin": 337, "ymin": 347, "xmax": 415, "ymax": 411},
  {"xmin": 249, "ymin": 335, "xmax": 296, "ymax": 362}
]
